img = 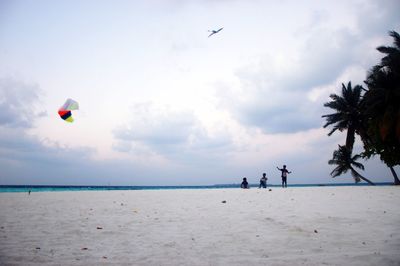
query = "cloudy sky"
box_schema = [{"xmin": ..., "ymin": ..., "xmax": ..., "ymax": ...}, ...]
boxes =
[{"xmin": 1, "ymin": 0, "xmax": 399, "ymax": 186}]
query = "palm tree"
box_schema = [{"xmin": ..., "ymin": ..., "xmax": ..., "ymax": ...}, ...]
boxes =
[
  {"xmin": 322, "ymin": 82, "xmax": 365, "ymax": 151},
  {"xmin": 328, "ymin": 145, "xmax": 375, "ymax": 185},
  {"xmin": 376, "ymin": 31, "xmax": 400, "ymax": 74},
  {"xmin": 363, "ymin": 30, "xmax": 400, "ymax": 185}
]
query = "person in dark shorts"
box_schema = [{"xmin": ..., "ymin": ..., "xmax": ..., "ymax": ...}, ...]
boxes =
[
  {"xmin": 277, "ymin": 165, "xmax": 291, "ymax": 188},
  {"xmin": 241, "ymin": 177, "xmax": 249, "ymax": 189},
  {"xmin": 259, "ymin": 173, "xmax": 267, "ymax": 188}
]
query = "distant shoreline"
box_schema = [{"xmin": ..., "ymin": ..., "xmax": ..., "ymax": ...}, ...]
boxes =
[{"xmin": 0, "ymin": 182, "xmax": 394, "ymax": 193}]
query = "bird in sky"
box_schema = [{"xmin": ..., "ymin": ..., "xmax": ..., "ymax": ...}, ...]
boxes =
[{"xmin": 208, "ymin": 27, "xmax": 223, "ymax": 37}]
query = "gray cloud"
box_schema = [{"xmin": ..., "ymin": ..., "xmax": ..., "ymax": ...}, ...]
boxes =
[
  {"xmin": 216, "ymin": 30, "xmax": 356, "ymax": 133},
  {"xmin": 238, "ymin": 102, "xmax": 322, "ymax": 134},
  {"xmin": 355, "ymin": 0, "xmax": 400, "ymax": 37},
  {"xmin": 0, "ymin": 77, "xmax": 46, "ymax": 128},
  {"xmin": 218, "ymin": 65, "xmax": 326, "ymax": 134},
  {"xmin": 0, "ymin": 123, "xmax": 173, "ymax": 186},
  {"xmin": 217, "ymin": 4, "xmax": 400, "ymax": 134},
  {"xmin": 287, "ymin": 30, "xmax": 356, "ymax": 91},
  {"xmin": 113, "ymin": 102, "xmax": 199, "ymax": 149},
  {"xmin": 0, "ymin": 127, "xmax": 94, "ymax": 167}
]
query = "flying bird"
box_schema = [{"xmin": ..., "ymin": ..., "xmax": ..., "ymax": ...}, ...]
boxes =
[{"xmin": 208, "ymin": 27, "xmax": 223, "ymax": 37}]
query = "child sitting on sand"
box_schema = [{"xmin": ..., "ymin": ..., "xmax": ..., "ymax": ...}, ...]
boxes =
[
  {"xmin": 259, "ymin": 173, "xmax": 267, "ymax": 188},
  {"xmin": 241, "ymin": 177, "xmax": 249, "ymax": 189}
]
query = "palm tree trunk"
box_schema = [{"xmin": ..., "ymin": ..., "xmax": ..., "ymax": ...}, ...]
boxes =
[
  {"xmin": 389, "ymin": 166, "xmax": 400, "ymax": 185},
  {"xmin": 345, "ymin": 126, "xmax": 355, "ymax": 151},
  {"xmin": 359, "ymin": 174, "xmax": 376, "ymax": 185},
  {"xmin": 352, "ymin": 167, "xmax": 376, "ymax": 185}
]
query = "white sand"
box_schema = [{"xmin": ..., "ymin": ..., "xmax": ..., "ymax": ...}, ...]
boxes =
[{"xmin": 0, "ymin": 186, "xmax": 399, "ymax": 265}]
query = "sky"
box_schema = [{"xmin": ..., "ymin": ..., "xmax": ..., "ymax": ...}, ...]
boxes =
[{"xmin": 0, "ymin": 0, "xmax": 399, "ymax": 186}]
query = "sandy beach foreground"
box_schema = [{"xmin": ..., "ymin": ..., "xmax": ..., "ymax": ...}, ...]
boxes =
[{"xmin": 0, "ymin": 187, "xmax": 399, "ymax": 266}]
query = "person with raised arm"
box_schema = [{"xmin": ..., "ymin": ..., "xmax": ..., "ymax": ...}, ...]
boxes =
[{"xmin": 277, "ymin": 165, "xmax": 291, "ymax": 188}]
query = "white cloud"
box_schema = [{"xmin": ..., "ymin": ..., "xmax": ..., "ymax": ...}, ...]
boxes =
[{"xmin": 112, "ymin": 102, "xmax": 235, "ymax": 164}]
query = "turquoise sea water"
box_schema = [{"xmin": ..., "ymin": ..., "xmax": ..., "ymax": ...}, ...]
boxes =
[{"xmin": 0, "ymin": 183, "xmax": 393, "ymax": 193}]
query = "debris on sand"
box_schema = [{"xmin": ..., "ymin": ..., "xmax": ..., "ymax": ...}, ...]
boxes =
[{"xmin": 221, "ymin": 200, "xmax": 227, "ymax": 203}]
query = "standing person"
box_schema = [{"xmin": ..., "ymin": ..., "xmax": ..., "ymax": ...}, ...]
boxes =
[
  {"xmin": 241, "ymin": 177, "xmax": 249, "ymax": 189},
  {"xmin": 277, "ymin": 165, "xmax": 291, "ymax": 188},
  {"xmin": 259, "ymin": 173, "xmax": 268, "ymax": 188}
]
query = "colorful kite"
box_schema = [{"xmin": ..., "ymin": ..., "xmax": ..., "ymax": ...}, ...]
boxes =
[{"xmin": 58, "ymin": 98, "xmax": 79, "ymax": 122}]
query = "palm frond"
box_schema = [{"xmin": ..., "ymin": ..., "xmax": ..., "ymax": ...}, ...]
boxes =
[
  {"xmin": 377, "ymin": 46, "xmax": 398, "ymax": 55},
  {"xmin": 330, "ymin": 165, "xmax": 348, "ymax": 177},
  {"xmin": 351, "ymin": 161, "xmax": 365, "ymax": 171},
  {"xmin": 388, "ymin": 30, "xmax": 400, "ymax": 49}
]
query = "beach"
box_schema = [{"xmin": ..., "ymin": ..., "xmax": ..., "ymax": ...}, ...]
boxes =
[{"xmin": 0, "ymin": 186, "xmax": 399, "ymax": 265}]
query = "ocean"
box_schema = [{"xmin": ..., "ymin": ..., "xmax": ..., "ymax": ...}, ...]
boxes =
[{"xmin": 0, "ymin": 183, "xmax": 393, "ymax": 193}]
